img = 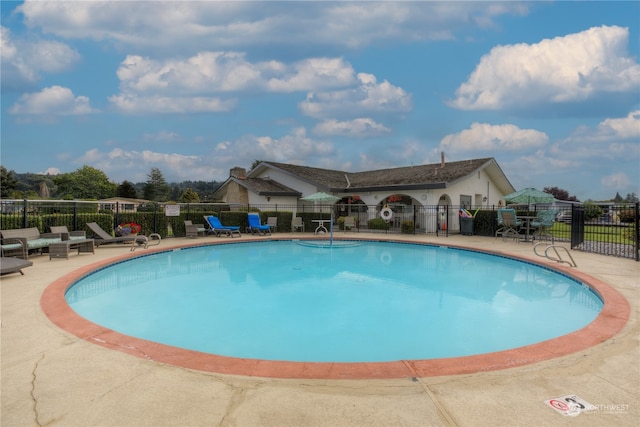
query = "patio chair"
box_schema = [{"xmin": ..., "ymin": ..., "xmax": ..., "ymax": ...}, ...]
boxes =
[
  {"xmin": 86, "ymin": 222, "xmax": 152, "ymax": 248},
  {"xmin": 291, "ymin": 216, "xmax": 305, "ymax": 232},
  {"xmin": 49, "ymin": 225, "xmax": 87, "ymax": 241},
  {"xmin": 266, "ymin": 216, "xmax": 278, "ymax": 232},
  {"xmin": 496, "ymin": 209, "xmax": 522, "ymax": 241},
  {"xmin": 530, "ymin": 209, "xmax": 559, "ymax": 243},
  {"xmin": 184, "ymin": 220, "xmax": 206, "ymax": 238},
  {"xmin": 343, "ymin": 216, "xmax": 356, "ymax": 232},
  {"xmin": 247, "ymin": 213, "xmax": 271, "ymax": 235},
  {"xmin": 204, "ymin": 216, "xmax": 241, "ymax": 237}
]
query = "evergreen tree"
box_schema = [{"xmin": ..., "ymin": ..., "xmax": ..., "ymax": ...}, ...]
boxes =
[
  {"xmin": 116, "ymin": 180, "xmax": 138, "ymax": 198},
  {"xmin": 179, "ymin": 188, "xmax": 200, "ymax": 203},
  {"xmin": 143, "ymin": 168, "xmax": 171, "ymax": 202}
]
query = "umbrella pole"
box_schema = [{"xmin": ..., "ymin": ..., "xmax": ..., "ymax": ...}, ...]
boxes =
[{"xmin": 330, "ymin": 211, "xmax": 333, "ymax": 246}]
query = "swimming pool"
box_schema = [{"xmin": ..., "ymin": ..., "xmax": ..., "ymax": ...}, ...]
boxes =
[{"xmin": 64, "ymin": 240, "xmax": 603, "ymax": 364}]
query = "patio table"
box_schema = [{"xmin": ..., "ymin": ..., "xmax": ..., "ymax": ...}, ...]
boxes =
[
  {"xmin": 49, "ymin": 239, "xmax": 95, "ymax": 260},
  {"xmin": 519, "ymin": 216, "xmax": 537, "ymax": 242},
  {"xmin": 312, "ymin": 219, "xmax": 331, "ymax": 234}
]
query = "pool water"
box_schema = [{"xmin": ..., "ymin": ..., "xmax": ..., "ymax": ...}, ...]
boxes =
[{"xmin": 66, "ymin": 241, "xmax": 603, "ymax": 363}]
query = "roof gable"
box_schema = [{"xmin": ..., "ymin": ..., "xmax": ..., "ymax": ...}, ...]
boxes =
[{"xmin": 230, "ymin": 176, "xmax": 300, "ymax": 196}]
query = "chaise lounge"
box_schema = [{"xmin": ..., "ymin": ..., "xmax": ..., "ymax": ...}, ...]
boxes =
[
  {"xmin": 0, "ymin": 255, "xmax": 33, "ymax": 275},
  {"xmin": 86, "ymin": 222, "xmax": 161, "ymax": 249},
  {"xmin": 247, "ymin": 213, "xmax": 271, "ymax": 235},
  {"xmin": 204, "ymin": 216, "xmax": 241, "ymax": 237}
]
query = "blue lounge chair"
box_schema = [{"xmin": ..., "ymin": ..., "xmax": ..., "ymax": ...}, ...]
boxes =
[
  {"xmin": 247, "ymin": 213, "xmax": 271, "ymax": 235},
  {"xmin": 204, "ymin": 216, "xmax": 241, "ymax": 237}
]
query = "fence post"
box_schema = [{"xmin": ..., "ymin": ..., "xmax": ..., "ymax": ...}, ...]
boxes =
[
  {"xmin": 73, "ymin": 201, "xmax": 78, "ymax": 231},
  {"xmin": 114, "ymin": 202, "xmax": 120, "ymax": 231},
  {"xmin": 22, "ymin": 199, "xmax": 28, "ymax": 228},
  {"xmin": 635, "ymin": 202, "xmax": 639, "ymax": 262}
]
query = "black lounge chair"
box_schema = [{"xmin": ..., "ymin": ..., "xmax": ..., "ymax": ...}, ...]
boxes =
[{"xmin": 86, "ymin": 222, "xmax": 160, "ymax": 250}]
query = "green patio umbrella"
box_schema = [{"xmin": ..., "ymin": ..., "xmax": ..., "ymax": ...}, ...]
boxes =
[
  {"xmin": 503, "ymin": 188, "xmax": 555, "ymax": 205},
  {"xmin": 300, "ymin": 192, "xmax": 341, "ymax": 203},
  {"xmin": 300, "ymin": 192, "xmax": 341, "ymax": 244}
]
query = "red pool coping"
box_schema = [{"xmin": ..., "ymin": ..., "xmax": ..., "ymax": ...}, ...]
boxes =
[{"xmin": 40, "ymin": 238, "xmax": 631, "ymax": 379}]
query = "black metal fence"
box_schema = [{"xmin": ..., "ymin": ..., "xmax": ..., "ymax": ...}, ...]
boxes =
[{"xmin": 1, "ymin": 199, "xmax": 637, "ymax": 261}]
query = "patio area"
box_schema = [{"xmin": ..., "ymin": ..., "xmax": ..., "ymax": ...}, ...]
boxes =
[{"xmin": 1, "ymin": 233, "xmax": 638, "ymax": 426}]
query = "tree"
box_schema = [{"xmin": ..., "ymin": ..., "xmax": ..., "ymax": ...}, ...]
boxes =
[
  {"xmin": 143, "ymin": 168, "xmax": 171, "ymax": 202},
  {"xmin": 583, "ymin": 201, "xmax": 603, "ymax": 220},
  {"xmin": 613, "ymin": 192, "xmax": 623, "ymax": 203},
  {"xmin": 250, "ymin": 159, "xmax": 264, "ymax": 171},
  {"xmin": 625, "ymin": 193, "xmax": 639, "ymax": 203},
  {"xmin": 543, "ymin": 186, "xmax": 578, "ymax": 202},
  {"xmin": 0, "ymin": 166, "xmax": 17, "ymax": 198},
  {"xmin": 116, "ymin": 180, "xmax": 138, "ymax": 198},
  {"xmin": 53, "ymin": 165, "xmax": 117, "ymax": 199},
  {"xmin": 179, "ymin": 188, "xmax": 200, "ymax": 203},
  {"xmin": 170, "ymin": 185, "xmax": 182, "ymax": 201}
]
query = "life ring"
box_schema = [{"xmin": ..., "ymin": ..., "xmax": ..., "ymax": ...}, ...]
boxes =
[{"xmin": 380, "ymin": 207, "xmax": 393, "ymax": 221}]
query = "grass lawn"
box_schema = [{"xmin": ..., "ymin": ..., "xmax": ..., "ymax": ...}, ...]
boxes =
[{"xmin": 550, "ymin": 222, "xmax": 635, "ymax": 243}]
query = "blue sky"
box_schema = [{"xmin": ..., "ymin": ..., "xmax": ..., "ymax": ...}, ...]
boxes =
[{"xmin": 1, "ymin": 1, "xmax": 638, "ymax": 201}]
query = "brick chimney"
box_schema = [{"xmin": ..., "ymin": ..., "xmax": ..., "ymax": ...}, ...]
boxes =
[
  {"xmin": 230, "ymin": 167, "xmax": 247, "ymax": 179},
  {"xmin": 441, "ymin": 152, "xmax": 445, "ymax": 168}
]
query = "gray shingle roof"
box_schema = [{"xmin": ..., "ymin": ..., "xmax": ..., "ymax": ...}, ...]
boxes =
[
  {"xmin": 231, "ymin": 177, "xmax": 301, "ymax": 196},
  {"xmin": 262, "ymin": 158, "xmax": 496, "ymax": 192}
]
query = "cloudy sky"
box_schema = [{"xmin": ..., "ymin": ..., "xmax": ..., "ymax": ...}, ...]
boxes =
[{"xmin": 1, "ymin": 1, "xmax": 638, "ymax": 201}]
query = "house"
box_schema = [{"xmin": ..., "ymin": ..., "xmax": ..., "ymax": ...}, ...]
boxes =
[
  {"xmin": 98, "ymin": 197, "xmax": 149, "ymax": 212},
  {"xmin": 212, "ymin": 155, "xmax": 515, "ymax": 233}
]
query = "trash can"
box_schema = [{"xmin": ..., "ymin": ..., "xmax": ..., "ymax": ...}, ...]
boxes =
[{"xmin": 460, "ymin": 218, "xmax": 474, "ymax": 235}]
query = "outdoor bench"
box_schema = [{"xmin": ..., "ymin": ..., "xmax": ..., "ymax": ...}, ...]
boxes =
[{"xmin": 0, "ymin": 227, "xmax": 63, "ymax": 258}]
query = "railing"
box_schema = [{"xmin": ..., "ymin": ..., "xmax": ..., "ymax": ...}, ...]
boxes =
[{"xmin": 1, "ymin": 199, "xmax": 637, "ymax": 261}]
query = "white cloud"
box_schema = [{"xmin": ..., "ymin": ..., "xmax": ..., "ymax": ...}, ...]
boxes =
[
  {"xmin": 299, "ymin": 73, "xmax": 412, "ymax": 119},
  {"xmin": 110, "ymin": 53, "xmax": 408, "ymax": 115},
  {"xmin": 602, "ymin": 172, "xmax": 630, "ymax": 190},
  {"xmin": 598, "ymin": 110, "xmax": 640, "ymax": 140},
  {"xmin": 40, "ymin": 167, "xmax": 60, "ymax": 176},
  {"xmin": 78, "ymin": 148, "xmax": 210, "ymax": 182},
  {"xmin": 450, "ymin": 26, "xmax": 640, "ymax": 111},
  {"xmin": 550, "ymin": 110, "xmax": 640, "ymax": 160},
  {"xmin": 18, "ymin": 2, "xmax": 527, "ymax": 52},
  {"xmin": 0, "ymin": 26, "xmax": 80, "ymax": 90},
  {"xmin": 108, "ymin": 94, "xmax": 236, "ymax": 114},
  {"xmin": 439, "ymin": 123, "xmax": 548, "ymax": 153},
  {"xmin": 115, "ymin": 52, "xmax": 264, "ymax": 94},
  {"xmin": 253, "ymin": 127, "xmax": 334, "ymax": 161},
  {"xmin": 9, "ymin": 85, "xmax": 97, "ymax": 115},
  {"xmin": 313, "ymin": 118, "xmax": 391, "ymax": 137},
  {"xmin": 142, "ymin": 130, "xmax": 183, "ymax": 143},
  {"xmin": 266, "ymin": 57, "xmax": 356, "ymax": 92}
]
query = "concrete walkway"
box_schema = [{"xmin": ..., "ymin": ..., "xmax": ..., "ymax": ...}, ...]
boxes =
[{"xmin": 2, "ymin": 233, "xmax": 638, "ymax": 426}]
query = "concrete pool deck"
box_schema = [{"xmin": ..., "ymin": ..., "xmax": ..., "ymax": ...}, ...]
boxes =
[{"xmin": 1, "ymin": 233, "xmax": 638, "ymax": 426}]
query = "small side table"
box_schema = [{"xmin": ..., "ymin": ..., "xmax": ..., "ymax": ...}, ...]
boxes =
[{"xmin": 49, "ymin": 239, "xmax": 95, "ymax": 260}]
